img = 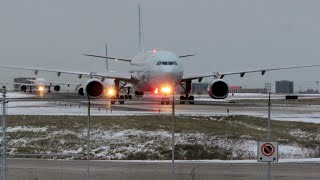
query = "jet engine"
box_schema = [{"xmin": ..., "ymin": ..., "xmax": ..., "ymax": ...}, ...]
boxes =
[
  {"xmin": 134, "ymin": 91, "xmax": 144, "ymax": 98},
  {"xmin": 20, "ymin": 85, "xmax": 27, "ymax": 91},
  {"xmin": 207, "ymin": 79, "xmax": 229, "ymax": 99},
  {"xmin": 77, "ymin": 86, "xmax": 85, "ymax": 96},
  {"xmin": 54, "ymin": 85, "xmax": 61, "ymax": 91},
  {"xmin": 85, "ymin": 79, "xmax": 104, "ymax": 99}
]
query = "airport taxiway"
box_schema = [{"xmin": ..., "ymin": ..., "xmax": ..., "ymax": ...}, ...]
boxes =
[{"xmin": 5, "ymin": 92, "xmax": 320, "ymax": 123}]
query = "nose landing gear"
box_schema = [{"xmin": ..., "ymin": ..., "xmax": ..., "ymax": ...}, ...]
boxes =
[{"xmin": 160, "ymin": 97, "xmax": 170, "ymax": 105}]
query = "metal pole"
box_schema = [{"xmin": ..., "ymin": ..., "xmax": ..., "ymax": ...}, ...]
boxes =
[
  {"xmin": 86, "ymin": 98, "xmax": 91, "ymax": 180},
  {"xmin": 267, "ymin": 92, "xmax": 271, "ymax": 180},
  {"xmin": 2, "ymin": 86, "xmax": 7, "ymax": 180},
  {"xmin": 171, "ymin": 89, "xmax": 175, "ymax": 180},
  {"xmin": 267, "ymin": 93, "xmax": 271, "ymax": 139}
]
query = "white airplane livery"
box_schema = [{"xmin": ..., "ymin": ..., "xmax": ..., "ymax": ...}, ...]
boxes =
[
  {"xmin": 11, "ymin": 78, "xmax": 66, "ymax": 93},
  {"xmin": 1, "ymin": 4, "xmax": 320, "ymax": 104}
]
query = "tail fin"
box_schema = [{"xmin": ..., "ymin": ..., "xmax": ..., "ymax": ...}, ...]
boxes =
[
  {"xmin": 138, "ymin": 3, "xmax": 145, "ymax": 53},
  {"xmin": 105, "ymin": 43, "xmax": 109, "ymax": 72}
]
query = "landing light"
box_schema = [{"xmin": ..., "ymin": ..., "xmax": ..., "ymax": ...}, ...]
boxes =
[
  {"xmin": 107, "ymin": 88, "xmax": 115, "ymax": 96},
  {"xmin": 154, "ymin": 88, "xmax": 159, "ymax": 94},
  {"xmin": 38, "ymin": 86, "xmax": 45, "ymax": 92},
  {"xmin": 152, "ymin": 49, "xmax": 157, "ymax": 53},
  {"xmin": 161, "ymin": 87, "xmax": 171, "ymax": 94}
]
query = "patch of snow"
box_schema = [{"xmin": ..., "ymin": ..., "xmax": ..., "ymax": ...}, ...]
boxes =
[
  {"xmin": 6, "ymin": 92, "xmax": 35, "ymax": 98},
  {"xmin": 6, "ymin": 126, "xmax": 47, "ymax": 133},
  {"xmin": 279, "ymin": 144, "xmax": 315, "ymax": 159}
]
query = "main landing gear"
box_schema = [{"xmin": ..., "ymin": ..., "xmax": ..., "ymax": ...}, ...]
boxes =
[
  {"xmin": 110, "ymin": 80, "xmax": 132, "ymax": 105},
  {"xmin": 179, "ymin": 80, "xmax": 195, "ymax": 104}
]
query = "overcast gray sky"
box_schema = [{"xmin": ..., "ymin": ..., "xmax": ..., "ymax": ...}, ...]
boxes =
[{"xmin": 1, "ymin": 0, "xmax": 320, "ymax": 91}]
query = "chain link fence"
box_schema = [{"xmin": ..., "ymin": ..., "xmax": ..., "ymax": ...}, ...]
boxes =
[{"xmin": 0, "ymin": 91, "xmax": 319, "ymax": 179}]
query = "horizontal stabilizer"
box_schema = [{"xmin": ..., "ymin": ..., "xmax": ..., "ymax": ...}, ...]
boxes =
[
  {"xmin": 179, "ymin": 54, "xmax": 196, "ymax": 58},
  {"xmin": 83, "ymin": 54, "xmax": 132, "ymax": 62}
]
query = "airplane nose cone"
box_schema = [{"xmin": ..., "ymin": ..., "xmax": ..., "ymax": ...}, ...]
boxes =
[{"xmin": 150, "ymin": 68, "xmax": 182, "ymax": 86}]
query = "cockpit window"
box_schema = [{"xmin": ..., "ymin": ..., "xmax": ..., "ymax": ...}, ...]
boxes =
[{"xmin": 157, "ymin": 61, "xmax": 178, "ymax": 65}]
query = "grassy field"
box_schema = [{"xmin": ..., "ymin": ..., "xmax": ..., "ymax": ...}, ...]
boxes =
[{"xmin": 4, "ymin": 115, "xmax": 320, "ymax": 160}]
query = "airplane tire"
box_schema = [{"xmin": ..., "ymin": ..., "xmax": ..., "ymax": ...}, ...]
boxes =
[
  {"xmin": 119, "ymin": 95, "xmax": 125, "ymax": 104},
  {"xmin": 188, "ymin": 96, "xmax": 195, "ymax": 104},
  {"xmin": 180, "ymin": 96, "xmax": 185, "ymax": 104}
]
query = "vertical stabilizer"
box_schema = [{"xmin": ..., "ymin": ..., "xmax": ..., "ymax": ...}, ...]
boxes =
[
  {"xmin": 105, "ymin": 43, "xmax": 109, "ymax": 72},
  {"xmin": 138, "ymin": 3, "xmax": 145, "ymax": 53}
]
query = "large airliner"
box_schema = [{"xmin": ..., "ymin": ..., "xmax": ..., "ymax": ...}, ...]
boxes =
[
  {"xmin": 3, "ymin": 77, "xmax": 74, "ymax": 93},
  {"xmin": 1, "ymin": 4, "xmax": 320, "ymax": 104}
]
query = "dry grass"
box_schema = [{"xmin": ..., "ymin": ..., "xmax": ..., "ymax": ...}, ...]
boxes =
[{"xmin": 5, "ymin": 115, "xmax": 320, "ymax": 160}]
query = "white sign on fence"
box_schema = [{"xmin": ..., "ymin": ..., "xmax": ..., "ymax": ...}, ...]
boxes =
[{"xmin": 257, "ymin": 142, "xmax": 278, "ymax": 162}]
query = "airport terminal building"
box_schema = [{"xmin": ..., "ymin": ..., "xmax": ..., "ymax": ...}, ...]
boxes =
[{"xmin": 275, "ymin": 80, "xmax": 294, "ymax": 94}]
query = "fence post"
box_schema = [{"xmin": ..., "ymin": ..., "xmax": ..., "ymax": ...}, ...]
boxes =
[
  {"xmin": 267, "ymin": 93, "xmax": 271, "ymax": 180},
  {"xmin": 2, "ymin": 86, "xmax": 7, "ymax": 180},
  {"xmin": 171, "ymin": 89, "xmax": 175, "ymax": 180},
  {"xmin": 86, "ymin": 98, "xmax": 91, "ymax": 180}
]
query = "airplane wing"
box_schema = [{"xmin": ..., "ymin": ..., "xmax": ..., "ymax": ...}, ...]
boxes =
[
  {"xmin": 0, "ymin": 65, "xmax": 137, "ymax": 84},
  {"xmin": 182, "ymin": 64, "xmax": 320, "ymax": 82},
  {"xmin": 0, "ymin": 82, "xmax": 34, "ymax": 86},
  {"xmin": 83, "ymin": 53, "xmax": 196, "ymax": 61},
  {"xmin": 46, "ymin": 81, "xmax": 82, "ymax": 87},
  {"xmin": 178, "ymin": 54, "xmax": 196, "ymax": 58},
  {"xmin": 83, "ymin": 54, "xmax": 132, "ymax": 62}
]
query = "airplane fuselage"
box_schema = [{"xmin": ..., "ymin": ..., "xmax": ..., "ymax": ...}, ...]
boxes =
[
  {"xmin": 33, "ymin": 78, "xmax": 46, "ymax": 89},
  {"xmin": 129, "ymin": 50, "xmax": 183, "ymax": 92}
]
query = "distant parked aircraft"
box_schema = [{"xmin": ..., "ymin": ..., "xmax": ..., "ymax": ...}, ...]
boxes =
[{"xmin": 14, "ymin": 78, "xmax": 76, "ymax": 93}]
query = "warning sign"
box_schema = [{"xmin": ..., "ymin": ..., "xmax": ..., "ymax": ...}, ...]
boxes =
[{"xmin": 257, "ymin": 142, "xmax": 278, "ymax": 162}]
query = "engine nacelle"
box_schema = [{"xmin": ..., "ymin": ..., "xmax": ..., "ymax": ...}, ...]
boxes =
[
  {"xmin": 85, "ymin": 79, "xmax": 104, "ymax": 99},
  {"xmin": 54, "ymin": 85, "xmax": 61, "ymax": 91},
  {"xmin": 208, "ymin": 79, "xmax": 229, "ymax": 99},
  {"xmin": 20, "ymin": 85, "xmax": 27, "ymax": 91},
  {"xmin": 77, "ymin": 86, "xmax": 85, "ymax": 96},
  {"xmin": 134, "ymin": 91, "xmax": 144, "ymax": 98}
]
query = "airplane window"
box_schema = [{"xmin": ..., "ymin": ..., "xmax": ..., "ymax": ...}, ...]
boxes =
[
  {"xmin": 168, "ymin": 62, "xmax": 174, "ymax": 65},
  {"xmin": 156, "ymin": 61, "xmax": 161, "ymax": 65},
  {"xmin": 173, "ymin": 62, "xmax": 178, "ymax": 65},
  {"xmin": 162, "ymin": 62, "xmax": 168, "ymax": 65}
]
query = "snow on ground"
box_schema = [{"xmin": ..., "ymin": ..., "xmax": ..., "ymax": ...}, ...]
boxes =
[
  {"xmin": 6, "ymin": 127, "xmax": 317, "ymax": 160},
  {"xmin": 3, "ymin": 100, "xmax": 320, "ymax": 123},
  {"xmin": 195, "ymin": 93, "xmax": 320, "ymax": 101},
  {"xmin": 6, "ymin": 92, "xmax": 35, "ymax": 98},
  {"xmin": 5, "ymin": 126, "xmax": 47, "ymax": 133}
]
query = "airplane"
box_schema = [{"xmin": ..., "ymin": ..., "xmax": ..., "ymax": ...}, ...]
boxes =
[
  {"xmin": 4, "ymin": 77, "xmax": 72, "ymax": 93},
  {"xmin": 75, "ymin": 44, "xmax": 131, "ymax": 103},
  {"xmin": 1, "ymin": 4, "xmax": 320, "ymax": 105}
]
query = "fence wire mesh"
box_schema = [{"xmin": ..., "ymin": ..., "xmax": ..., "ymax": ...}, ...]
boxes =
[{"xmin": 0, "ymin": 92, "xmax": 319, "ymax": 179}]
